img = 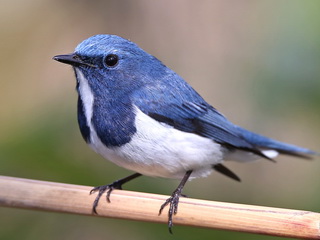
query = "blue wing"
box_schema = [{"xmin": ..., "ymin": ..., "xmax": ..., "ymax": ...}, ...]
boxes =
[
  {"xmin": 150, "ymin": 102, "xmax": 315, "ymax": 159},
  {"xmin": 131, "ymin": 80, "xmax": 315, "ymax": 159}
]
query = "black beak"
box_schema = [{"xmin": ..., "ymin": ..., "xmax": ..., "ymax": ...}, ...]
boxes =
[{"xmin": 53, "ymin": 53, "xmax": 96, "ymax": 68}]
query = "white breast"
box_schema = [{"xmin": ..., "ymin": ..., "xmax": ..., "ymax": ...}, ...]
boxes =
[
  {"xmin": 92, "ymin": 106, "xmax": 224, "ymax": 179},
  {"xmin": 121, "ymin": 113, "xmax": 280, "ymax": 173}
]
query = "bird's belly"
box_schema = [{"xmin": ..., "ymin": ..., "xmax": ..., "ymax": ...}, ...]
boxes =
[{"xmin": 89, "ymin": 107, "xmax": 224, "ymax": 179}]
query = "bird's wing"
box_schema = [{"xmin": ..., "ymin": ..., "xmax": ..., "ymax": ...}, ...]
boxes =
[
  {"xmin": 136, "ymin": 98, "xmax": 315, "ymax": 159},
  {"xmin": 145, "ymin": 101, "xmax": 269, "ymax": 158},
  {"xmin": 131, "ymin": 70, "xmax": 315, "ymax": 160}
]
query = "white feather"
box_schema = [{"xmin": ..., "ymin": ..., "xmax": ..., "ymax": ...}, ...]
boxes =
[
  {"xmin": 262, "ymin": 149, "xmax": 279, "ymax": 158},
  {"xmin": 76, "ymin": 69, "xmax": 94, "ymax": 129},
  {"xmin": 91, "ymin": 106, "xmax": 224, "ymax": 179}
]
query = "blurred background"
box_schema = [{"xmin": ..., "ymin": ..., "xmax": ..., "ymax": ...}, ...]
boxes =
[{"xmin": 1, "ymin": 0, "xmax": 320, "ymax": 239}]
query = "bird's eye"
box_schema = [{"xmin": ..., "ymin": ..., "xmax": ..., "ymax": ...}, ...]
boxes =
[{"xmin": 104, "ymin": 54, "xmax": 119, "ymax": 67}]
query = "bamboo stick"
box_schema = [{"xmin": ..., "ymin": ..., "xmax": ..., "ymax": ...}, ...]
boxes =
[{"xmin": 0, "ymin": 175, "xmax": 319, "ymax": 238}]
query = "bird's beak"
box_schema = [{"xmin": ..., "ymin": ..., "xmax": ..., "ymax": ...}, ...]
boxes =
[{"xmin": 53, "ymin": 53, "xmax": 96, "ymax": 68}]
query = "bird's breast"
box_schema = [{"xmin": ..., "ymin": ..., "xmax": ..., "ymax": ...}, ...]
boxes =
[{"xmin": 89, "ymin": 105, "xmax": 225, "ymax": 179}]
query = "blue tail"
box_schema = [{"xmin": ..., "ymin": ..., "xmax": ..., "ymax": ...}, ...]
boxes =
[{"xmin": 238, "ymin": 127, "xmax": 317, "ymax": 159}]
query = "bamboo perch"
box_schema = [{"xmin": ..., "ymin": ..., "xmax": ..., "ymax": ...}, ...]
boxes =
[{"xmin": 0, "ymin": 176, "xmax": 319, "ymax": 239}]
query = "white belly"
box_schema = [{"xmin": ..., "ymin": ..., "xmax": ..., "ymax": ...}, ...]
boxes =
[{"xmin": 89, "ymin": 106, "xmax": 224, "ymax": 179}]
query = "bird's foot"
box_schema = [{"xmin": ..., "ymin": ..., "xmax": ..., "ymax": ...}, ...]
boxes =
[
  {"xmin": 158, "ymin": 170, "xmax": 192, "ymax": 233},
  {"xmin": 90, "ymin": 180, "xmax": 123, "ymax": 214},
  {"xmin": 89, "ymin": 173, "xmax": 142, "ymax": 214},
  {"xmin": 158, "ymin": 187, "xmax": 184, "ymax": 234}
]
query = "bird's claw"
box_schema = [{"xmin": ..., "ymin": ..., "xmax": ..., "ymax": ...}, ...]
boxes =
[
  {"xmin": 159, "ymin": 189, "xmax": 183, "ymax": 234},
  {"xmin": 90, "ymin": 181, "xmax": 122, "ymax": 214},
  {"xmin": 89, "ymin": 173, "xmax": 142, "ymax": 214}
]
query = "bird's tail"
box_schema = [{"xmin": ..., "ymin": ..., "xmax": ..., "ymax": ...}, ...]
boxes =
[{"xmin": 238, "ymin": 127, "xmax": 317, "ymax": 159}]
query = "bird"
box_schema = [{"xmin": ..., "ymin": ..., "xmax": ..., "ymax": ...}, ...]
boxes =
[{"xmin": 53, "ymin": 34, "xmax": 316, "ymax": 233}]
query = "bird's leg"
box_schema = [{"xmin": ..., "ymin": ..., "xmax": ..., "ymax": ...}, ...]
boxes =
[
  {"xmin": 159, "ymin": 170, "xmax": 192, "ymax": 234},
  {"xmin": 90, "ymin": 172, "xmax": 142, "ymax": 214}
]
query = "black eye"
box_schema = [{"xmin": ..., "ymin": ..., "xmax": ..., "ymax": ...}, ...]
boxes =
[{"xmin": 104, "ymin": 54, "xmax": 119, "ymax": 67}]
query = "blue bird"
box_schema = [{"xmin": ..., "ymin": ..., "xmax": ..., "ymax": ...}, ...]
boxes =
[{"xmin": 53, "ymin": 34, "xmax": 316, "ymax": 232}]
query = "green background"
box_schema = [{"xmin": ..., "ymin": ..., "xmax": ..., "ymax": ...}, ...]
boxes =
[{"xmin": 1, "ymin": 1, "xmax": 320, "ymax": 239}]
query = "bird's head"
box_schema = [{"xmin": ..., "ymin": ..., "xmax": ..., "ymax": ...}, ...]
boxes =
[{"xmin": 53, "ymin": 34, "xmax": 168, "ymax": 97}]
